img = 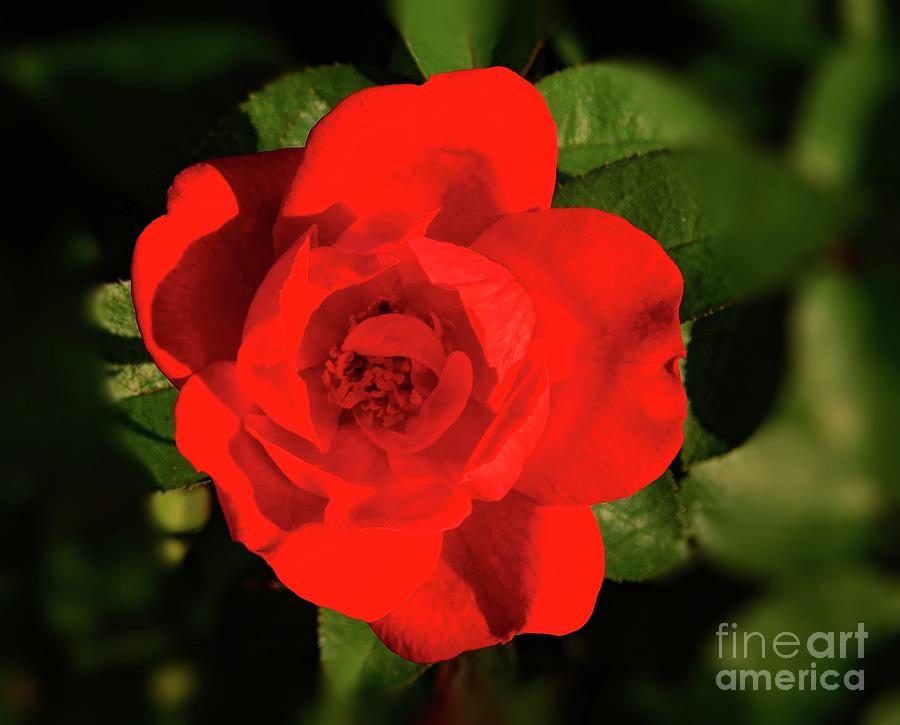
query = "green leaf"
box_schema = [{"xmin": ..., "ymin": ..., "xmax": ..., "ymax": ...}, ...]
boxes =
[
  {"xmin": 90, "ymin": 281, "xmax": 168, "ymax": 400},
  {"xmin": 114, "ymin": 389, "xmax": 205, "ymax": 490},
  {"xmin": 91, "ymin": 281, "xmax": 203, "ymax": 490},
  {"xmin": 1, "ymin": 20, "xmax": 288, "ymax": 204},
  {"xmin": 537, "ymin": 63, "xmax": 732, "ymax": 176},
  {"xmin": 201, "ymin": 64, "xmax": 376, "ymax": 157},
  {"xmin": 553, "ymin": 150, "xmax": 844, "ymax": 320},
  {"xmin": 91, "ymin": 279, "xmax": 141, "ymax": 339},
  {"xmin": 593, "ymin": 472, "xmax": 689, "ymax": 582},
  {"xmin": 318, "ymin": 608, "xmax": 426, "ymax": 698},
  {"xmin": 390, "ymin": 0, "xmax": 543, "ymax": 79},
  {"xmin": 681, "ymin": 299, "xmax": 788, "ymax": 465}
]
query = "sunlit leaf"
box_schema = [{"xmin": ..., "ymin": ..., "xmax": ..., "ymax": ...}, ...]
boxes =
[
  {"xmin": 390, "ymin": 0, "xmax": 543, "ymax": 78},
  {"xmin": 201, "ymin": 64, "xmax": 376, "ymax": 156},
  {"xmin": 538, "ymin": 63, "xmax": 732, "ymax": 175},
  {"xmin": 91, "ymin": 281, "xmax": 202, "ymax": 489},
  {"xmin": 90, "ymin": 281, "xmax": 168, "ymax": 400}
]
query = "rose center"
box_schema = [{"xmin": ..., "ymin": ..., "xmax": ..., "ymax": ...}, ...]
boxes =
[{"xmin": 321, "ymin": 348, "xmax": 427, "ymax": 429}]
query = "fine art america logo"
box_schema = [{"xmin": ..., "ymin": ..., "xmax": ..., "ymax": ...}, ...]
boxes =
[{"xmin": 715, "ymin": 623, "xmax": 867, "ymax": 691}]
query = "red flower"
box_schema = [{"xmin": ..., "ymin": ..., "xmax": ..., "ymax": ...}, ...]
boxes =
[{"xmin": 132, "ymin": 67, "xmax": 685, "ymax": 663}]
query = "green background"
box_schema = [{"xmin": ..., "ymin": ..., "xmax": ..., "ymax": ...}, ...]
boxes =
[{"xmin": 2, "ymin": 1, "xmax": 900, "ymax": 723}]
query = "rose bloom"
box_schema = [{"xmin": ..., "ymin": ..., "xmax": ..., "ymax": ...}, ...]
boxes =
[{"xmin": 132, "ymin": 67, "xmax": 685, "ymax": 663}]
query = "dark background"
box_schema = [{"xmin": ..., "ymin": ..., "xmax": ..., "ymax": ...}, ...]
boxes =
[{"xmin": 2, "ymin": 1, "xmax": 899, "ymax": 723}]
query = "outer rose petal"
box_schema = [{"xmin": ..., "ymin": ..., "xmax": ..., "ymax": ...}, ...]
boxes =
[
  {"xmin": 471, "ymin": 209, "xmax": 686, "ymax": 504},
  {"xmin": 244, "ymin": 414, "xmax": 471, "ymax": 535},
  {"xmin": 371, "ymin": 491, "xmax": 604, "ymax": 663},
  {"xmin": 175, "ymin": 361, "xmax": 444, "ymax": 620},
  {"xmin": 265, "ymin": 521, "xmax": 443, "ymax": 621},
  {"xmin": 175, "ymin": 361, "xmax": 325, "ymax": 553},
  {"xmin": 274, "ymin": 67, "xmax": 557, "ymax": 251},
  {"xmin": 132, "ymin": 149, "xmax": 303, "ymax": 385},
  {"xmin": 348, "ymin": 478, "xmax": 471, "ymax": 535}
]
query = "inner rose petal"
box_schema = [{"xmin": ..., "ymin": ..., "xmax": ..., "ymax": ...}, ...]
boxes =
[
  {"xmin": 354, "ymin": 351, "xmax": 474, "ymax": 454},
  {"xmin": 341, "ymin": 313, "xmax": 446, "ymax": 373},
  {"xmin": 319, "ymin": 308, "xmax": 473, "ymax": 451}
]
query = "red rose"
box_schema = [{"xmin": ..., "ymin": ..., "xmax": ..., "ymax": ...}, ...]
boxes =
[{"xmin": 132, "ymin": 67, "xmax": 685, "ymax": 663}]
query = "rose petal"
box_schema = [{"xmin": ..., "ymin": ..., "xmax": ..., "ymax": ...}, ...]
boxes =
[
  {"xmin": 398, "ymin": 236, "xmax": 535, "ymax": 407},
  {"xmin": 462, "ymin": 361, "xmax": 551, "ymax": 501},
  {"xmin": 296, "ymin": 248, "xmax": 401, "ymax": 369},
  {"xmin": 174, "ymin": 361, "xmax": 326, "ymax": 553},
  {"xmin": 387, "ymin": 400, "xmax": 492, "ymax": 484},
  {"xmin": 370, "ymin": 491, "xmax": 604, "ymax": 663},
  {"xmin": 333, "ymin": 207, "xmax": 439, "ymax": 254},
  {"xmin": 388, "ymin": 361, "xmax": 550, "ymax": 502},
  {"xmin": 244, "ymin": 414, "xmax": 380, "ymax": 518},
  {"xmin": 175, "ymin": 361, "xmax": 442, "ymax": 620},
  {"xmin": 266, "ymin": 522, "xmax": 443, "ymax": 621},
  {"xmin": 471, "ymin": 208, "xmax": 686, "ymax": 504},
  {"xmin": 238, "ymin": 234, "xmax": 398, "ymax": 452},
  {"xmin": 133, "ymin": 149, "xmax": 303, "ymax": 385},
  {"xmin": 349, "ymin": 480, "xmax": 472, "ymax": 535},
  {"xmin": 245, "ymin": 414, "xmax": 471, "ymax": 534},
  {"xmin": 341, "ymin": 313, "xmax": 446, "ymax": 373},
  {"xmin": 274, "ymin": 67, "xmax": 557, "ymax": 251}
]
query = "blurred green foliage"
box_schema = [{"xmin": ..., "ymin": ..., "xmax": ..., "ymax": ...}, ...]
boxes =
[{"xmin": 2, "ymin": 1, "xmax": 900, "ymax": 724}]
